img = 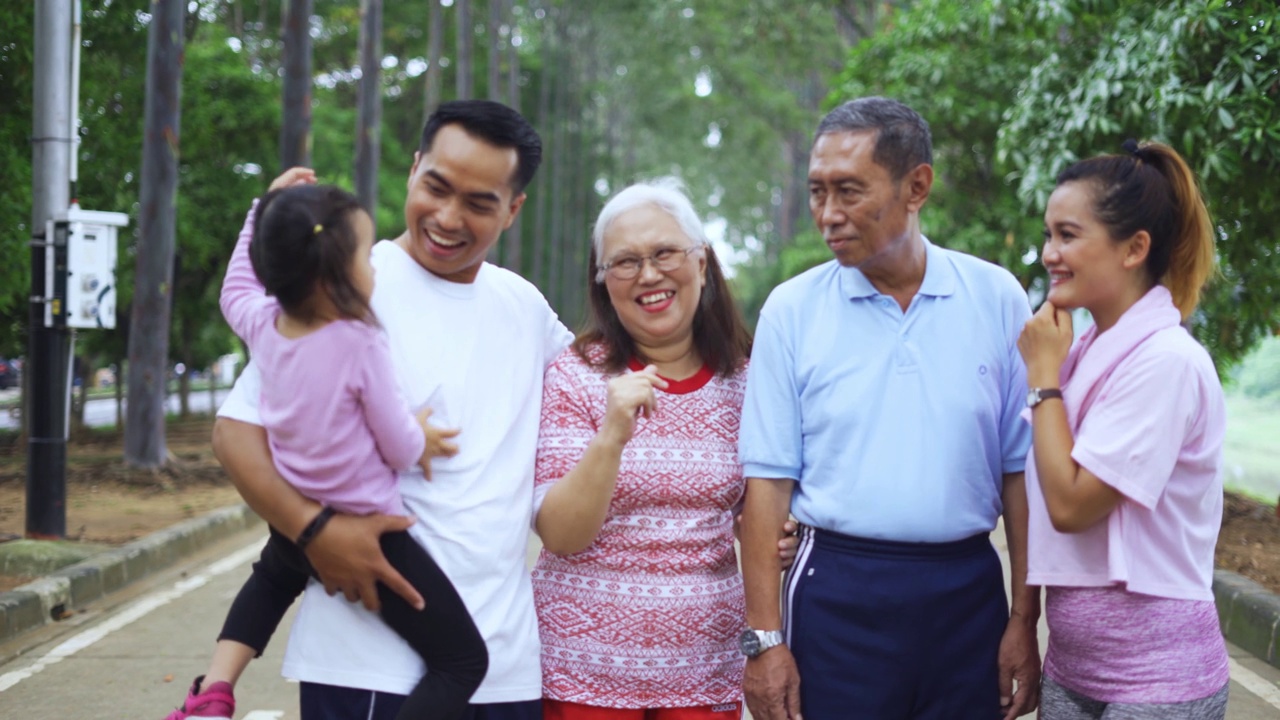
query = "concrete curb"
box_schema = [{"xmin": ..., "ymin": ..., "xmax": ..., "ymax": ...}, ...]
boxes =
[
  {"xmin": 0, "ymin": 504, "xmax": 263, "ymax": 645},
  {"xmin": 1215, "ymin": 568, "xmax": 1280, "ymax": 668}
]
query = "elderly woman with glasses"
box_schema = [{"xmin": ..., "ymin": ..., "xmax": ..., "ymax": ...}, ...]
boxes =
[{"xmin": 530, "ymin": 178, "xmax": 757, "ymax": 720}]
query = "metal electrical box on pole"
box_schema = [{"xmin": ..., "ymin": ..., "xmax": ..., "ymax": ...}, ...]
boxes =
[{"xmin": 44, "ymin": 209, "xmax": 128, "ymax": 330}]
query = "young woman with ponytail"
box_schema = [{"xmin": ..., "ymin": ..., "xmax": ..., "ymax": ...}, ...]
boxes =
[{"xmin": 1017, "ymin": 140, "xmax": 1229, "ymax": 719}]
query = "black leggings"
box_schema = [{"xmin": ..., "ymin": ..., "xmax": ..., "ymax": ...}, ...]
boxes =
[{"xmin": 218, "ymin": 526, "xmax": 488, "ymax": 720}]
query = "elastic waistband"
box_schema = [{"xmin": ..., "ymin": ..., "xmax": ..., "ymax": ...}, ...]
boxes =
[{"xmin": 805, "ymin": 525, "xmax": 991, "ymax": 560}]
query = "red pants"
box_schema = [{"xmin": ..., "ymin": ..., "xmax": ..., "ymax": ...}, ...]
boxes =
[{"xmin": 542, "ymin": 699, "xmax": 742, "ymax": 720}]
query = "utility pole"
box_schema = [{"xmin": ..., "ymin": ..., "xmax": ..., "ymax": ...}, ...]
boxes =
[{"xmin": 27, "ymin": 0, "xmax": 74, "ymax": 539}]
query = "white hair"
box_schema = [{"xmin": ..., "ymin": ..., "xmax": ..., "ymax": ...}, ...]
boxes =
[{"xmin": 591, "ymin": 177, "xmax": 708, "ymax": 273}]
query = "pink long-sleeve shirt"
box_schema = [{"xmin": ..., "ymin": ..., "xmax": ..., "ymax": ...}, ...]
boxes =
[{"xmin": 219, "ymin": 202, "xmax": 424, "ymax": 516}]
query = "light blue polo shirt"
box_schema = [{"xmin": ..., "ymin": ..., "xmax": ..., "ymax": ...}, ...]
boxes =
[{"xmin": 740, "ymin": 239, "xmax": 1032, "ymax": 543}]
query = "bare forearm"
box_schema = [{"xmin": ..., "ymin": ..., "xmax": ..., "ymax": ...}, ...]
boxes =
[
  {"xmin": 1031, "ymin": 400, "xmax": 1081, "ymax": 515},
  {"xmin": 1001, "ymin": 472, "xmax": 1040, "ymax": 623},
  {"xmin": 212, "ymin": 417, "xmax": 319, "ymax": 539},
  {"xmin": 742, "ymin": 477, "xmax": 795, "ymax": 630},
  {"xmin": 535, "ymin": 435, "xmax": 625, "ymax": 555}
]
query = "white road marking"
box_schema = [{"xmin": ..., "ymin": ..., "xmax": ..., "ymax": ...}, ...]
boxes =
[
  {"xmin": 0, "ymin": 537, "xmax": 265, "ymax": 693},
  {"xmin": 1229, "ymin": 657, "xmax": 1280, "ymax": 709}
]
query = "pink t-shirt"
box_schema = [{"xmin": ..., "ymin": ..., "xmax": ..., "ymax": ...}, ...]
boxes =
[
  {"xmin": 531, "ymin": 346, "xmax": 747, "ymax": 709},
  {"xmin": 219, "ymin": 204, "xmax": 425, "ymax": 516},
  {"xmin": 1025, "ymin": 290, "xmax": 1226, "ymax": 601}
]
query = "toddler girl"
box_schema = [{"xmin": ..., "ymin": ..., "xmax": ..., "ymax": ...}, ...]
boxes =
[{"xmin": 164, "ymin": 168, "xmax": 487, "ymax": 720}]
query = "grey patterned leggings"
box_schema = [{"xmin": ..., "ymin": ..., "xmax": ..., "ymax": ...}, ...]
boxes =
[{"xmin": 1040, "ymin": 676, "xmax": 1229, "ymax": 720}]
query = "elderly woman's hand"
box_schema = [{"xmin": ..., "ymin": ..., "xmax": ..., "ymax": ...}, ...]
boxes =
[{"xmin": 599, "ymin": 365, "xmax": 669, "ymax": 448}]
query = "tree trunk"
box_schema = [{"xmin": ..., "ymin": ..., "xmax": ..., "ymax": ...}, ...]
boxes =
[
  {"xmin": 356, "ymin": 0, "xmax": 383, "ymax": 220},
  {"xmin": 280, "ymin": 0, "xmax": 312, "ymax": 170},
  {"xmin": 124, "ymin": 0, "xmax": 184, "ymax": 469},
  {"xmin": 501, "ymin": 0, "xmax": 523, "ymax": 273},
  {"xmin": 115, "ymin": 358, "xmax": 123, "ymax": 429},
  {"xmin": 423, "ymin": 0, "xmax": 443, "ymax": 122},
  {"xmin": 73, "ymin": 352, "xmax": 88, "ymax": 434},
  {"xmin": 178, "ymin": 369, "xmax": 190, "ymax": 418},
  {"xmin": 456, "ymin": 0, "xmax": 473, "ymax": 99},
  {"xmin": 178, "ymin": 330, "xmax": 192, "ymax": 418},
  {"xmin": 530, "ymin": 14, "xmax": 552, "ymax": 288},
  {"xmin": 487, "ymin": 0, "xmax": 502, "ymax": 101},
  {"xmin": 546, "ymin": 36, "xmax": 568, "ymax": 312},
  {"xmin": 209, "ymin": 365, "xmax": 217, "ymax": 415}
]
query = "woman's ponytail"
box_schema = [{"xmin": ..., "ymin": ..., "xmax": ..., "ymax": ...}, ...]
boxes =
[{"xmin": 1140, "ymin": 143, "xmax": 1216, "ymax": 318}]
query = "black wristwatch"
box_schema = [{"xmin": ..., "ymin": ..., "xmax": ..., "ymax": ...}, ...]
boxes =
[
  {"xmin": 1026, "ymin": 387, "xmax": 1063, "ymax": 409},
  {"xmin": 739, "ymin": 628, "xmax": 785, "ymax": 658}
]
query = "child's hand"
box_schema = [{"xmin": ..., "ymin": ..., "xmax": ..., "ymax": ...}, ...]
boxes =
[
  {"xmin": 415, "ymin": 407, "xmax": 460, "ymax": 480},
  {"xmin": 269, "ymin": 166, "xmax": 316, "ymax": 192}
]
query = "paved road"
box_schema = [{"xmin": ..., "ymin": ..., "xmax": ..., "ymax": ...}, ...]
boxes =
[
  {"xmin": 0, "ymin": 388, "xmax": 232, "ymax": 430},
  {"xmin": 2, "ymin": 528, "xmax": 1279, "ymax": 719}
]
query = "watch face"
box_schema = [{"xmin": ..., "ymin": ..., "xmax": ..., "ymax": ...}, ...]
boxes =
[
  {"xmin": 1026, "ymin": 389, "xmax": 1038, "ymax": 407},
  {"xmin": 738, "ymin": 629, "xmax": 761, "ymax": 656}
]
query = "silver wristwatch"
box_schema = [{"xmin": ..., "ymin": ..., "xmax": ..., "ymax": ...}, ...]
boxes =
[{"xmin": 738, "ymin": 628, "xmax": 785, "ymax": 658}]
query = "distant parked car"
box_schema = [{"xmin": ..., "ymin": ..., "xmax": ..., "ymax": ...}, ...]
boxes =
[{"xmin": 0, "ymin": 358, "xmax": 19, "ymax": 390}]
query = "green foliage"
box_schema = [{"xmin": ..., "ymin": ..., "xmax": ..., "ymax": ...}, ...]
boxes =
[
  {"xmin": 0, "ymin": 3, "xmax": 34, "ymax": 357},
  {"xmin": 1237, "ymin": 335, "xmax": 1280, "ymax": 400},
  {"xmin": 812, "ymin": 0, "xmax": 1280, "ymax": 370},
  {"xmin": 999, "ymin": 0, "xmax": 1280, "ymax": 370}
]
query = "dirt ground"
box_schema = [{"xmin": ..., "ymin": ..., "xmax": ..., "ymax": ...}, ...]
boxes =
[
  {"xmin": 0, "ymin": 417, "xmax": 242, "ymax": 591},
  {"xmin": 1216, "ymin": 491, "xmax": 1280, "ymax": 593},
  {"xmin": 0, "ymin": 416, "xmax": 1278, "ymax": 597}
]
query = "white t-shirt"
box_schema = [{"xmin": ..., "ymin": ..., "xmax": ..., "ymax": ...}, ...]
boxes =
[{"xmin": 217, "ymin": 241, "xmax": 572, "ymax": 702}]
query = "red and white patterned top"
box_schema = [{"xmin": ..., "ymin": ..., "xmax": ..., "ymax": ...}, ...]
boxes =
[{"xmin": 531, "ymin": 345, "xmax": 747, "ymax": 709}]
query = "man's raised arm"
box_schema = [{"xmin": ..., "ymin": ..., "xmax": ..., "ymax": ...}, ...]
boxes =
[{"xmin": 211, "ymin": 417, "xmax": 423, "ymax": 611}]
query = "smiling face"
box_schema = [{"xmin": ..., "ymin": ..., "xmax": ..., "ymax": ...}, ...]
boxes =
[
  {"xmin": 600, "ymin": 204, "xmax": 707, "ymax": 354},
  {"xmin": 1042, "ymin": 181, "xmax": 1151, "ymax": 329},
  {"xmin": 807, "ymin": 130, "xmax": 929, "ymax": 275},
  {"xmin": 401, "ymin": 124, "xmax": 526, "ymax": 283}
]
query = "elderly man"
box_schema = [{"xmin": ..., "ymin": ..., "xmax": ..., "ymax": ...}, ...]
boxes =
[{"xmin": 738, "ymin": 97, "xmax": 1040, "ymax": 720}]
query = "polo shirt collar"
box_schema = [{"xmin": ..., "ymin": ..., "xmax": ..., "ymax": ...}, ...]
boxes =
[{"xmin": 838, "ymin": 236, "xmax": 957, "ymax": 300}]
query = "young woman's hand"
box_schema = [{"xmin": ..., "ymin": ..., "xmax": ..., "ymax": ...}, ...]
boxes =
[
  {"xmin": 1018, "ymin": 301, "xmax": 1074, "ymax": 387},
  {"xmin": 416, "ymin": 407, "xmax": 460, "ymax": 479},
  {"xmin": 268, "ymin": 166, "xmax": 316, "ymax": 192},
  {"xmin": 598, "ymin": 365, "xmax": 669, "ymax": 448}
]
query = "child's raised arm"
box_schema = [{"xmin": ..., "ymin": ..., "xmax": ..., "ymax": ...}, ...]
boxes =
[{"xmin": 219, "ymin": 167, "xmax": 316, "ymax": 347}]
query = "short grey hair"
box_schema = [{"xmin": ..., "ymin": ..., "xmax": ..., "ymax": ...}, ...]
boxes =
[
  {"xmin": 591, "ymin": 177, "xmax": 708, "ymax": 282},
  {"xmin": 815, "ymin": 96, "xmax": 933, "ymax": 180}
]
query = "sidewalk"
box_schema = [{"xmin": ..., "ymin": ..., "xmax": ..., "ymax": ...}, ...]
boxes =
[{"xmin": 0, "ymin": 503, "xmax": 263, "ymax": 652}]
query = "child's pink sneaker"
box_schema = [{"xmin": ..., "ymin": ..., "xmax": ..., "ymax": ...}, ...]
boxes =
[{"xmin": 164, "ymin": 676, "xmax": 235, "ymax": 720}]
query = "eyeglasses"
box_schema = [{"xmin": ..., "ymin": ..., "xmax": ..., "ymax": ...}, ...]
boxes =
[{"xmin": 596, "ymin": 245, "xmax": 702, "ymax": 282}]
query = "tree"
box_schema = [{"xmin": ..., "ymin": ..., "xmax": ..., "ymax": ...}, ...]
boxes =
[
  {"xmin": 280, "ymin": 0, "xmax": 313, "ymax": 170},
  {"xmin": 424, "ymin": 0, "xmax": 443, "ymax": 121},
  {"xmin": 125, "ymin": 0, "xmax": 185, "ymax": 468},
  {"xmin": 998, "ymin": 1, "xmax": 1280, "ymax": 369},
  {"xmin": 456, "ymin": 0, "xmax": 473, "ymax": 99},
  {"xmin": 355, "ymin": 0, "xmax": 383, "ymax": 217},
  {"xmin": 799, "ymin": 0, "xmax": 1280, "ymax": 370}
]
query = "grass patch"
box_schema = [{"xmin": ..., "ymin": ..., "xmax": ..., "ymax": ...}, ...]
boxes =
[{"xmin": 1223, "ymin": 392, "xmax": 1280, "ymax": 503}]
